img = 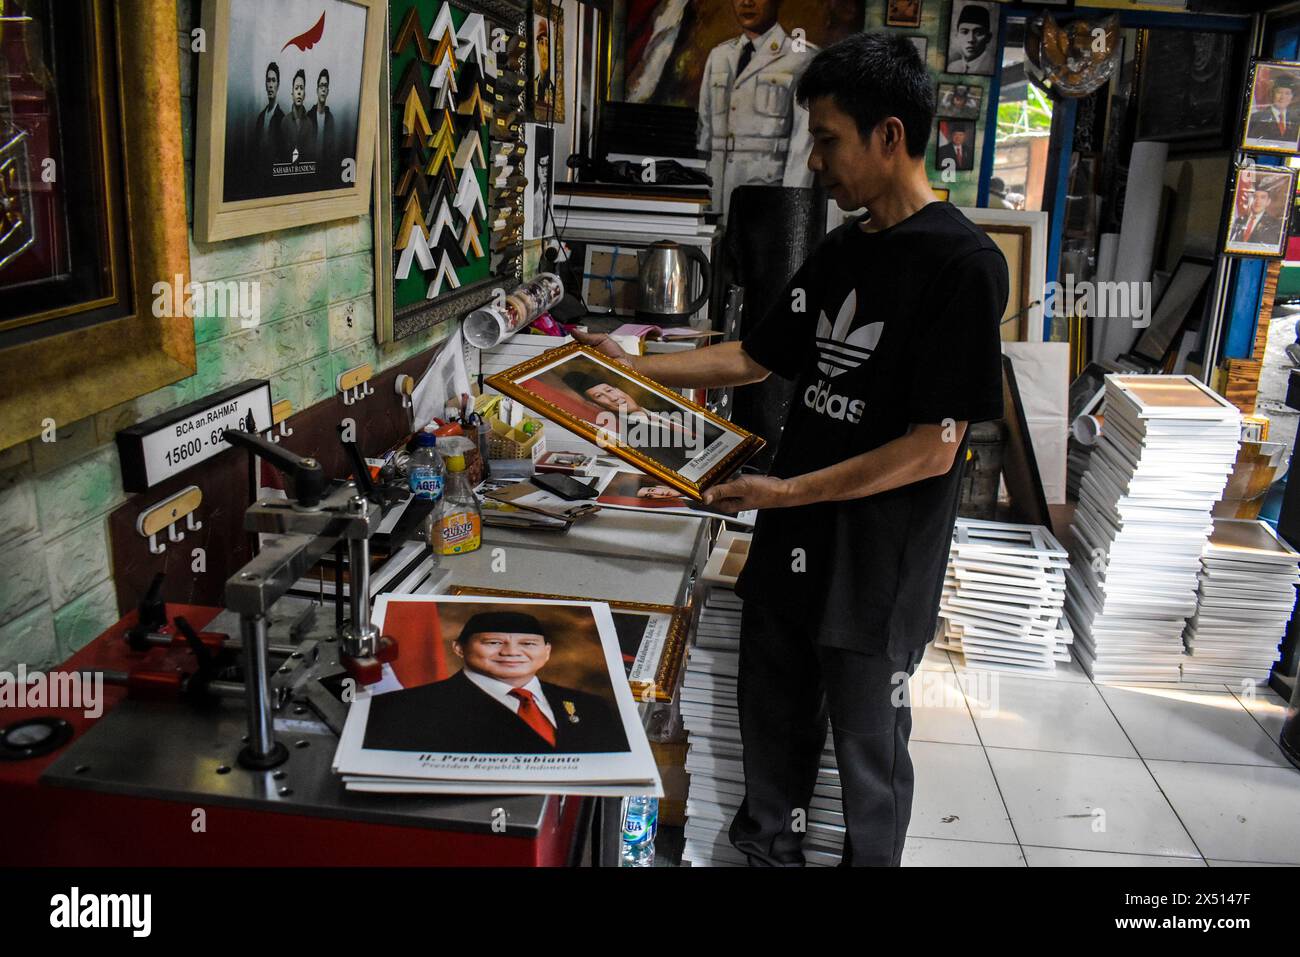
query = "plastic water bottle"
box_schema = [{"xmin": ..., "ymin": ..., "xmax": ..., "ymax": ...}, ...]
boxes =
[
  {"xmin": 620, "ymin": 796, "xmax": 658, "ymax": 867},
  {"xmin": 407, "ymin": 430, "xmax": 445, "ymax": 503}
]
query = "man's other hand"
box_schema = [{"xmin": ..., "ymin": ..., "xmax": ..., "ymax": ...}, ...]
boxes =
[
  {"xmin": 701, "ymin": 474, "xmax": 791, "ymax": 513},
  {"xmin": 570, "ymin": 328, "xmax": 635, "ymax": 366}
]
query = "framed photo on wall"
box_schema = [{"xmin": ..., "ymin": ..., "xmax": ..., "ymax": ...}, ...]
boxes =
[
  {"xmin": 486, "ymin": 343, "xmax": 765, "ymax": 498},
  {"xmin": 886, "ymin": 0, "xmax": 923, "ymax": 29},
  {"xmin": 937, "ymin": 81, "xmax": 982, "ymax": 119},
  {"xmin": 530, "ymin": 1, "xmax": 564, "ymax": 122},
  {"xmin": 935, "ymin": 118, "xmax": 977, "ymax": 172},
  {"xmin": 1224, "ymin": 164, "xmax": 1295, "ymax": 259},
  {"xmin": 946, "ymin": 0, "xmax": 998, "ymax": 76},
  {"xmin": 1241, "ymin": 59, "xmax": 1300, "ymax": 156},
  {"xmin": 907, "ymin": 36, "xmax": 928, "ymax": 63},
  {"xmin": 1136, "ymin": 29, "xmax": 1239, "ymax": 150},
  {"xmin": 194, "ymin": 0, "xmax": 386, "ymax": 242}
]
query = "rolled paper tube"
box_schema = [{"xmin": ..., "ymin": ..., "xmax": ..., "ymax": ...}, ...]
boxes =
[{"xmin": 1071, "ymin": 413, "xmax": 1104, "ymax": 446}]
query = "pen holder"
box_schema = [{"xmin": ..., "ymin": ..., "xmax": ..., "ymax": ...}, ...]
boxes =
[{"xmin": 487, "ymin": 415, "xmax": 545, "ymax": 460}]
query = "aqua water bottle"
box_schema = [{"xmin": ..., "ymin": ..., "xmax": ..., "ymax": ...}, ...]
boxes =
[{"xmin": 620, "ymin": 795, "xmax": 658, "ymax": 867}]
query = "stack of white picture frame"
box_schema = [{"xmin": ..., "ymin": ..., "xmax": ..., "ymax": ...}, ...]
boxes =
[
  {"xmin": 1065, "ymin": 375, "xmax": 1241, "ymax": 684},
  {"xmin": 1182, "ymin": 518, "xmax": 1300, "ymax": 686},
  {"xmin": 680, "ymin": 532, "xmax": 845, "ymax": 867},
  {"xmin": 935, "ymin": 518, "xmax": 1072, "ymax": 672}
]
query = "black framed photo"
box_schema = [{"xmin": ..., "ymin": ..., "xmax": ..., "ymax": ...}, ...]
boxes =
[
  {"xmin": 1241, "ymin": 59, "xmax": 1300, "ymax": 156},
  {"xmin": 1224, "ymin": 164, "xmax": 1295, "ymax": 259},
  {"xmin": 935, "ymin": 118, "xmax": 977, "ymax": 172},
  {"xmin": 1135, "ymin": 29, "xmax": 1239, "ymax": 150},
  {"xmin": 945, "ymin": 0, "xmax": 997, "ymax": 76}
]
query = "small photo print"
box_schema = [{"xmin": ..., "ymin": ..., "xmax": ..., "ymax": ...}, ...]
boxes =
[
  {"xmin": 935, "ymin": 118, "xmax": 977, "ymax": 172},
  {"xmin": 1242, "ymin": 60, "xmax": 1300, "ymax": 155},
  {"xmin": 1224, "ymin": 164, "xmax": 1295, "ymax": 258},
  {"xmin": 907, "ymin": 36, "xmax": 928, "ymax": 62},
  {"xmin": 886, "ymin": 0, "xmax": 923, "ymax": 29},
  {"xmin": 937, "ymin": 81, "xmax": 982, "ymax": 119}
]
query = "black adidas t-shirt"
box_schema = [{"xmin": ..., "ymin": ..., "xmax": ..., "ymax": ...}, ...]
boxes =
[{"xmin": 736, "ymin": 202, "xmax": 1008, "ymax": 656}]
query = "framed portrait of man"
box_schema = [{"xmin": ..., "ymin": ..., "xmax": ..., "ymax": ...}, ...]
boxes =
[
  {"xmin": 945, "ymin": 0, "xmax": 998, "ymax": 77},
  {"xmin": 1224, "ymin": 164, "xmax": 1295, "ymax": 259},
  {"xmin": 935, "ymin": 118, "xmax": 977, "ymax": 172},
  {"xmin": 886, "ymin": 0, "xmax": 923, "ymax": 29},
  {"xmin": 937, "ymin": 81, "xmax": 982, "ymax": 119},
  {"xmin": 1241, "ymin": 60, "xmax": 1300, "ymax": 156},
  {"xmin": 194, "ymin": 0, "xmax": 385, "ymax": 242},
  {"xmin": 486, "ymin": 343, "xmax": 765, "ymax": 498},
  {"xmin": 530, "ymin": 1, "xmax": 565, "ymax": 122}
]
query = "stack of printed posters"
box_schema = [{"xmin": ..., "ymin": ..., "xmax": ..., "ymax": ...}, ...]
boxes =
[
  {"xmin": 936, "ymin": 518, "xmax": 1072, "ymax": 672},
  {"xmin": 1182, "ymin": 519, "xmax": 1300, "ymax": 686},
  {"xmin": 1065, "ymin": 375, "xmax": 1241, "ymax": 684},
  {"xmin": 680, "ymin": 532, "xmax": 844, "ymax": 867},
  {"xmin": 333, "ymin": 595, "xmax": 661, "ymax": 797}
]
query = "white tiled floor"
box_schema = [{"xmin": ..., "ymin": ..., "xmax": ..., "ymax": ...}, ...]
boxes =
[{"xmin": 897, "ymin": 649, "xmax": 1300, "ymax": 866}]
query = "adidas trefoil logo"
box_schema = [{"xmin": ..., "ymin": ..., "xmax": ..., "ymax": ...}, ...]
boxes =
[{"xmin": 815, "ymin": 289, "xmax": 883, "ymax": 378}]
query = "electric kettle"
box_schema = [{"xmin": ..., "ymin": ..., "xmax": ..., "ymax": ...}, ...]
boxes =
[{"xmin": 635, "ymin": 240, "xmax": 712, "ymax": 323}]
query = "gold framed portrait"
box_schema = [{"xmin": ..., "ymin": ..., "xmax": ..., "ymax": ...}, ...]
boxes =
[{"xmin": 486, "ymin": 343, "xmax": 765, "ymax": 499}]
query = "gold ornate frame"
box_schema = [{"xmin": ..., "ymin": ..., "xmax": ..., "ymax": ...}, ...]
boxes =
[
  {"xmin": 486, "ymin": 343, "xmax": 765, "ymax": 499},
  {"xmin": 0, "ymin": 0, "xmax": 194, "ymax": 451},
  {"xmin": 449, "ymin": 585, "xmax": 690, "ymax": 703},
  {"xmin": 193, "ymin": 0, "xmax": 385, "ymax": 242}
]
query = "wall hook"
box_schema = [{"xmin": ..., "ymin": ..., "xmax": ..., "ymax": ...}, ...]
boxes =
[{"xmin": 137, "ymin": 486, "xmax": 203, "ymax": 559}]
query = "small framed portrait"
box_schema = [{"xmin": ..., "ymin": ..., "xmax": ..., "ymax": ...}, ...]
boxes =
[
  {"xmin": 937, "ymin": 81, "xmax": 982, "ymax": 119},
  {"xmin": 907, "ymin": 36, "xmax": 929, "ymax": 63},
  {"xmin": 935, "ymin": 118, "xmax": 977, "ymax": 172},
  {"xmin": 886, "ymin": 0, "xmax": 923, "ymax": 29},
  {"xmin": 194, "ymin": 0, "xmax": 386, "ymax": 242},
  {"xmin": 1241, "ymin": 59, "xmax": 1300, "ymax": 155},
  {"xmin": 1224, "ymin": 164, "xmax": 1296, "ymax": 259},
  {"xmin": 946, "ymin": 0, "xmax": 998, "ymax": 77},
  {"xmin": 486, "ymin": 343, "xmax": 765, "ymax": 498},
  {"xmin": 530, "ymin": 1, "xmax": 565, "ymax": 122}
]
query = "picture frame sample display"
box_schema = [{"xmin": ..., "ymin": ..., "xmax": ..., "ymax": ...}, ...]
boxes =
[
  {"xmin": 886, "ymin": 0, "xmax": 923, "ymax": 29},
  {"xmin": 375, "ymin": 0, "xmax": 529, "ymax": 342},
  {"xmin": 1224, "ymin": 164, "xmax": 1295, "ymax": 259},
  {"xmin": 1241, "ymin": 59, "xmax": 1300, "ymax": 156},
  {"xmin": 486, "ymin": 343, "xmax": 765, "ymax": 498},
  {"xmin": 194, "ymin": 0, "xmax": 386, "ymax": 242},
  {"xmin": 945, "ymin": 0, "xmax": 998, "ymax": 76},
  {"xmin": 937, "ymin": 81, "xmax": 982, "ymax": 119},
  {"xmin": 335, "ymin": 595, "xmax": 661, "ymax": 795},
  {"xmin": 450, "ymin": 586, "xmax": 690, "ymax": 702}
]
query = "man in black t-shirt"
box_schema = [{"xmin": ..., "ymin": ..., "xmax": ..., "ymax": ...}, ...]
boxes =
[{"xmin": 575, "ymin": 32, "xmax": 1007, "ymax": 867}]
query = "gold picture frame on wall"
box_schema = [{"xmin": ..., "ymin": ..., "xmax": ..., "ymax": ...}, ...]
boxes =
[
  {"xmin": 486, "ymin": 343, "xmax": 765, "ymax": 499},
  {"xmin": 193, "ymin": 0, "xmax": 386, "ymax": 242},
  {"xmin": 0, "ymin": 0, "xmax": 194, "ymax": 451}
]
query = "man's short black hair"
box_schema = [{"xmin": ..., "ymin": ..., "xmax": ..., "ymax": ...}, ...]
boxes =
[
  {"xmin": 266, "ymin": 62, "xmax": 280, "ymax": 82},
  {"xmin": 293, "ymin": 68, "xmax": 307, "ymax": 87},
  {"xmin": 457, "ymin": 612, "xmax": 550, "ymax": 646},
  {"xmin": 795, "ymin": 31, "xmax": 935, "ymax": 157},
  {"xmin": 318, "ymin": 69, "xmax": 330, "ymax": 87}
]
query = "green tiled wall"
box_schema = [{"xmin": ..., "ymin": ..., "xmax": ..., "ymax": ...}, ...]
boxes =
[{"xmin": 0, "ymin": 2, "xmax": 454, "ymax": 671}]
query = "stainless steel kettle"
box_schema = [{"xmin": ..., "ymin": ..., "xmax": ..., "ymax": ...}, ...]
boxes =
[{"xmin": 635, "ymin": 240, "xmax": 712, "ymax": 323}]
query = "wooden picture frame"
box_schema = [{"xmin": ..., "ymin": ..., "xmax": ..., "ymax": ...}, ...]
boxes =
[
  {"xmin": 1224, "ymin": 164, "xmax": 1295, "ymax": 260},
  {"xmin": 0, "ymin": 0, "xmax": 194, "ymax": 451},
  {"xmin": 193, "ymin": 0, "xmax": 386, "ymax": 242},
  {"xmin": 450, "ymin": 585, "xmax": 690, "ymax": 702},
  {"xmin": 529, "ymin": 0, "xmax": 565, "ymax": 123},
  {"xmin": 486, "ymin": 343, "xmax": 765, "ymax": 499},
  {"xmin": 1240, "ymin": 58, "xmax": 1300, "ymax": 157},
  {"xmin": 960, "ymin": 207, "xmax": 1048, "ymax": 342}
]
